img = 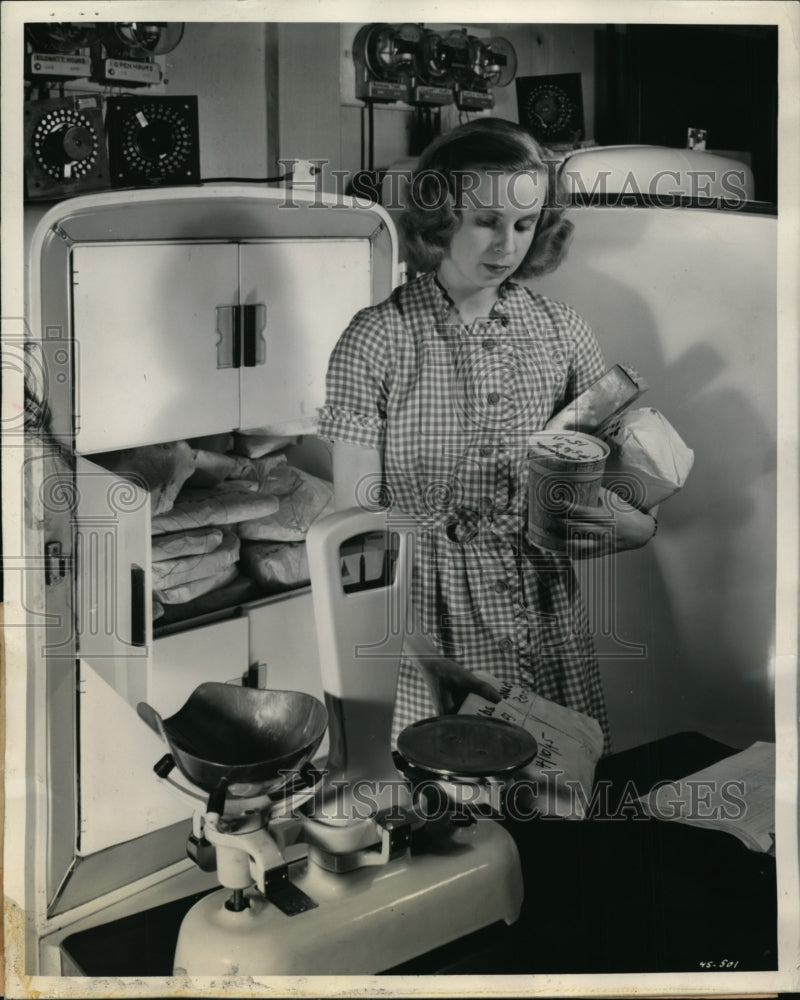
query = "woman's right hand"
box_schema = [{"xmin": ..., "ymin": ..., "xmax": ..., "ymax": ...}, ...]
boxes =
[{"xmin": 404, "ymin": 631, "xmax": 501, "ymax": 714}]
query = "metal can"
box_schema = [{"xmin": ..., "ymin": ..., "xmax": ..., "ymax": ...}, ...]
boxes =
[{"xmin": 526, "ymin": 431, "xmax": 610, "ymax": 551}]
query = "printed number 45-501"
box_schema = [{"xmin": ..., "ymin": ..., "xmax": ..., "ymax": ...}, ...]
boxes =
[{"xmin": 699, "ymin": 959, "xmax": 740, "ymax": 970}]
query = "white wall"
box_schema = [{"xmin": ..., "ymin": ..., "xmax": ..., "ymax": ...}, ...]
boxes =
[
  {"xmin": 163, "ymin": 22, "xmax": 269, "ymax": 180},
  {"xmin": 532, "ymin": 205, "xmax": 777, "ymax": 752}
]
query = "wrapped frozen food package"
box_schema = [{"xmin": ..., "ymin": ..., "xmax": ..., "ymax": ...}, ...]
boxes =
[
  {"xmin": 233, "ymin": 432, "xmax": 299, "ymax": 458},
  {"xmin": 151, "ymin": 526, "xmax": 224, "ymax": 562},
  {"xmin": 238, "ymin": 468, "xmax": 335, "ymax": 542},
  {"xmin": 154, "ymin": 563, "xmax": 239, "ymax": 604},
  {"xmin": 600, "ymin": 407, "xmax": 695, "ymax": 510},
  {"xmin": 187, "ymin": 433, "xmax": 235, "ymax": 453},
  {"xmin": 460, "ymin": 672, "xmax": 604, "ymax": 819},
  {"xmin": 186, "ymin": 449, "xmax": 257, "ymax": 488},
  {"xmin": 249, "ymin": 454, "xmax": 300, "ymax": 496},
  {"xmin": 151, "ymin": 483, "xmax": 279, "ymax": 534},
  {"xmin": 92, "ymin": 440, "xmax": 196, "ymax": 515},
  {"xmin": 156, "ymin": 572, "xmax": 261, "ymax": 626},
  {"xmin": 239, "ymin": 540, "xmax": 310, "ymax": 593},
  {"xmin": 546, "ymin": 364, "xmax": 648, "ymax": 434},
  {"xmin": 151, "ymin": 530, "xmax": 240, "ymax": 589}
]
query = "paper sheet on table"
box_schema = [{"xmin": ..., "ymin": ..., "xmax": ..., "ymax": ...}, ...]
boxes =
[
  {"xmin": 638, "ymin": 741, "xmax": 775, "ymax": 853},
  {"xmin": 460, "ymin": 674, "xmax": 604, "ymax": 819}
]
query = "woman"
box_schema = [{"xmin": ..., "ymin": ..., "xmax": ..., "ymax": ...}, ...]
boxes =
[{"xmin": 317, "ymin": 118, "xmax": 657, "ymax": 751}]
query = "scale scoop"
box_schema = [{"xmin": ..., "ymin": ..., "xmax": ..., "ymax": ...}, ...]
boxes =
[{"xmin": 137, "ymin": 682, "xmax": 327, "ymax": 799}]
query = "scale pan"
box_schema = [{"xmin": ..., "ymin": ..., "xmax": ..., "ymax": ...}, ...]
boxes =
[
  {"xmin": 397, "ymin": 715, "xmax": 537, "ymax": 780},
  {"xmin": 138, "ymin": 682, "xmax": 327, "ymax": 796}
]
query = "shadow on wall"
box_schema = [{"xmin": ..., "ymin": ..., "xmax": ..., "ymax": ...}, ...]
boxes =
[{"xmin": 533, "ymin": 205, "xmax": 777, "ymax": 751}]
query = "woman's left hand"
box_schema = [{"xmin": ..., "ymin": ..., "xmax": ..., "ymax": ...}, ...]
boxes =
[{"xmin": 566, "ymin": 487, "xmax": 658, "ymax": 558}]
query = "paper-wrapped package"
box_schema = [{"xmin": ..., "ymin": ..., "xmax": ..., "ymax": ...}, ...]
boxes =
[
  {"xmin": 233, "ymin": 432, "xmax": 299, "ymax": 458},
  {"xmin": 92, "ymin": 440, "xmax": 195, "ymax": 515},
  {"xmin": 151, "ymin": 526, "xmax": 224, "ymax": 563},
  {"xmin": 154, "ymin": 563, "xmax": 239, "ymax": 604},
  {"xmin": 600, "ymin": 407, "xmax": 694, "ymax": 510},
  {"xmin": 238, "ymin": 468, "xmax": 335, "ymax": 542},
  {"xmin": 156, "ymin": 572, "xmax": 261, "ymax": 626},
  {"xmin": 239, "ymin": 540, "xmax": 310, "ymax": 593},
  {"xmin": 186, "ymin": 449, "xmax": 257, "ymax": 488},
  {"xmin": 151, "ymin": 530, "xmax": 240, "ymax": 589},
  {"xmin": 460, "ymin": 673, "xmax": 605, "ymax": 819},
  {"xmin": 151, "ymin": 483, "xmax": 279, "ymax": 534}
]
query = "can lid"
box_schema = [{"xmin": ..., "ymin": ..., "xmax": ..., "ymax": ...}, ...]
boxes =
[{"xmin": 528, "ymin": 431, "xmax": 609, "ymax": 463}]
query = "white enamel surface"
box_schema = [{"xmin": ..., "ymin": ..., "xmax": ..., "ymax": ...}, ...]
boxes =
[{"xmin": 173, "ymin": 820, "xmax": 522, "ymax": 976}]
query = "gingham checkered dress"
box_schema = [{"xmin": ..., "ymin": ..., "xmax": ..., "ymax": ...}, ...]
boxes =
[{"xmin": 317, "ymin": 273, "xmax": 610, "ymax": 752}]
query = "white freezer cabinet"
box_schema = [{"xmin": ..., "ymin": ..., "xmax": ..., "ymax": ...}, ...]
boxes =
[
  {"xmin": 71, "ymin": 239, "xmax": 374, "ymax": 453},
  {"xmin": 25, "ymin": 186, "xmax": 398, "ymax": 928},
  {"xmin": 27, "ymin": 185, "xmax": 398, "ymax": 454}
]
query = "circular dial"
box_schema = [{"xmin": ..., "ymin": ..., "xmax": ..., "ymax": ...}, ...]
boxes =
[
  {"xmin": 414, "ymin": 32, "xmax": 454, "ymax": 86},
  {"xmin": 365, "ymin": 23, "xmax": 421, "ymax": 79},
  {"xmin": 525, "ymin": 84, "xmax": 577, "ymax": 137},
  {"xmin": 25, "ymin": 23, "xmax": 97, "ymax": 53},
  {"xmin": 469, "ymin": 37, "xmax": 517, "ymax": 88},
  {"xmin": 118, "ymin": 103, "xmax": 195, "ymax": 180},
  {"xmin": 106, "ymin": 21, "xmax": 184, "ymax": 56},
  {"xmin": 33, "ymin": 107, "xmax": 100, "ymax": 180}
]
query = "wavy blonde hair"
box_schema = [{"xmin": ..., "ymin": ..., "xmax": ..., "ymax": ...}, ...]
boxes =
[{"xmin": 398, "ymin": 117, "xmax": 573, "ymax": 280}]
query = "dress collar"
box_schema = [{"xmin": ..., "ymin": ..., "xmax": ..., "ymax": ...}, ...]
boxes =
[{"xmin": 426, "ymin": 271, "xmax": 513, "ymax": 323}]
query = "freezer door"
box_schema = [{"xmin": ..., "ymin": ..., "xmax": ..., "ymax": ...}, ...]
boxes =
[
  {"xmin": 71, "ymin": 243, "xmax": 241, "ymax": 453},
  {"xmin": 74, "ymin": 456, "xmax": 152, "ymax": 708},
  {"xmin": 78, "ymin": 617, "xmax": 250, "ymax": 856},
  {"xmin": 238, "ymin": 240, "xmax": 373, "ymax": 433}
]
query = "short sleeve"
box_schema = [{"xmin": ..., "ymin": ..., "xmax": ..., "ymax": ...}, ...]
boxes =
[
  {"xmin": 316, "ymin": 306, "xmax": 391, "ymax": 450},
  {"xmin": 561, "ymin": 305, "xmax": 606, "ymax": 403}
]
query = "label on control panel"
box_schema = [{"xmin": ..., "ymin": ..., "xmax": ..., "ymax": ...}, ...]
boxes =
[
  {"xmin": 28, "ymin": 53, "xmax": 91, "ymax": 78},
  {"xmin": 102, "ymin": 58, "xmax": 162, "ymax": 85}
]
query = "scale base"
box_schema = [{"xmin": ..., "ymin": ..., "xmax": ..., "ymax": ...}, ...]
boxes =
[{"xmin": 173, "ymin": 820, "xmax": 522, "ymax": 976}]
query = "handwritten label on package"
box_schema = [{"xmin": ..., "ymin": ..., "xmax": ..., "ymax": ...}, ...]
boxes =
[{"xmin": 460, "ymin": 675, "xmax": 604, "ymax": 819}]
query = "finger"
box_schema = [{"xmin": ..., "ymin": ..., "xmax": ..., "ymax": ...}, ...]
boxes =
[
  {"xmin": 567, "ymin": 535, "xmax": 616, "ymax": 557},
  {"xmin": 569, "ymin": 502, "xmax": 617, "ymax": 520},
  {"xmin": 473, "ymin": 679, "xmax": 503, "ymax": 703}
]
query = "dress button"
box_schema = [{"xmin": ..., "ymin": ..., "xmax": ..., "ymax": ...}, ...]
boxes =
[
  {"xmin": 479, "ymin": 445, "xmax": 493, "ymax": 457},
  {"xmin": 553, "ymin": 373, "xmax": 564, "ymax": 384},
  {"xmin": 482, "ymin": 338, "xmax": 496, "ymax": 351},
  {"xmin": 487, "ymin": 392, "xmax": 500, "ymax": 405},
  {"xmin": 551, "ymin": 349, "xmax": 565, "ymax": 364},
  {"xmin": 494, "ymin": 580, "xmax": 508, "ymax": 594},
  {"xmin": 498, "ymin": 637, "xmax": 513, "ymax": 652}
]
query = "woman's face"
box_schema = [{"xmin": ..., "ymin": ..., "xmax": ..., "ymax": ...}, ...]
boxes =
[{"xmin": 439, "ymin": 169, "xmax": 545, "ymax": 294}]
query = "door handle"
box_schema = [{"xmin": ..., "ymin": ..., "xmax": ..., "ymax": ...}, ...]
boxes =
[
  {"xmin": 215, "ymin": 305, "xmax": 238, "ymax": 369},
  {"xmin": 216, "ymin": 304, "xmax": 265, "ymax": 368},
  {"xmin": 130, "ymin": 563, "xmax": 146, "ymax": 647},
  {"xmin": 242, "ymin": 303, "xmax": 266, "ymax": 368}
]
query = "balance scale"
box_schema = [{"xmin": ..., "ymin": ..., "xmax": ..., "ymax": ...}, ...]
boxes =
[{"xmin": 138, "ymin": 508, "xmax": 536, "ymax": 976}]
